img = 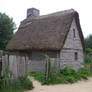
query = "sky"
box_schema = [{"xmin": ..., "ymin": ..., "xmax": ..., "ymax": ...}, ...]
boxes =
[{"xmin": 0, "ymin": 0, "xmax": 92, "ymax": 37}]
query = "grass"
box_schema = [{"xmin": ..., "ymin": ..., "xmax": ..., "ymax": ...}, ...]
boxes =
[
  {"xmin": 0, "ymin": 76, "xmax": 34, "ymax": 92},
  {"xmin": 1, "ymin": 87, "xmax": 23, "ymax": 92}
]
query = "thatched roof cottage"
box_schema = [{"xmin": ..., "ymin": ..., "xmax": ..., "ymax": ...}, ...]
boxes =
[{"xmin": 6, "ymin": 8, "xmax": 85, "ymax": 77}]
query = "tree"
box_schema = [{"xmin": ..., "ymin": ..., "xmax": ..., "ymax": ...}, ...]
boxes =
[
  {"xmin": 85, "ymin": 48, "xmax": 92, "ymax": 55},
  {"xmin": 85, "ymin": 35, "xmax": 92, "ymax": 49},
  {"xmin": 0, "ymin": 13, "xmax": 16, "ymax": 50}
]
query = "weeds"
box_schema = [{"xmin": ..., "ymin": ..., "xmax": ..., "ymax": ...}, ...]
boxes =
[{"xmin": 0, "ymin": 65, "xmax": 33, "ymax": 92}]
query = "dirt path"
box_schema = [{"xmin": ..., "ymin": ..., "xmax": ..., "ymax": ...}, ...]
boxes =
[{"xmin": 25, "ymin": 77, "xmax": 92, "ymax": 92}]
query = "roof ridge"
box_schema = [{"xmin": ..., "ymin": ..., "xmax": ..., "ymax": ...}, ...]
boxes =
[
  {"xmin": 21, "ymin": 9, "xmax": 76, "ymax": 25},
  {"xmin": 36, "ymin": 8, "xmax": 75, "ymax": 18}
]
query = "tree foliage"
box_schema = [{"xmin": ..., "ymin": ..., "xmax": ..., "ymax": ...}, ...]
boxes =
[
  {"xmin": 85, "ymin": 35, "xmax": 92, "ymax": 49},
  {"xmin": 0, "ymin": 13, "xmax": 16, "ymax": 50},
  {"xmin": 85, "ymin": 48, "xmax": 92, "ymax": 55}
]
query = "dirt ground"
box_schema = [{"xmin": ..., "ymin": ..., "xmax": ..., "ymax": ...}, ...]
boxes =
[{"xmin": 25, "ymin": 77, "xmax": 92, "ymax": 92}]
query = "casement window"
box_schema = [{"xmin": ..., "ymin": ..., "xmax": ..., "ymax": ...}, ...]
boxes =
[
  {"xmin": 75, "ymin": 52, "xmax": 78, "ymax": 60},
  {"xmin": 73, "ymin": 29, "xmax": 76, "ymax": 38}
]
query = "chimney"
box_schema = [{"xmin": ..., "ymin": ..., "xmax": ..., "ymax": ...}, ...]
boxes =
[{"xmin": 27, "ymin": 8, "xmax": 40, "ymax": 19}]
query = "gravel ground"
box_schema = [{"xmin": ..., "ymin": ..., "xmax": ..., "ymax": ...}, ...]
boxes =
[{"xmin": 25, "ymin": 77, "xmax": 92, "ymax": 92}]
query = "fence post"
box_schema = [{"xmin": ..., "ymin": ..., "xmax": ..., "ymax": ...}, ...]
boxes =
[
  {"xmin": 0, "ymin": 50, "xmax": 4, "ymax": 76},
  {"xmin": 45, "ymin": 59, "xmax": 48, "ymax": 80},
  {"xmin": 90, "ymin": 64, "xmax": 92, "ymax": 72}
]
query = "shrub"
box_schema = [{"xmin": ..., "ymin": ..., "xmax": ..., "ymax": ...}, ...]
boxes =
[
  {"xmin": 0, "ymin": 76, "xmax": 5, "ymax": 89},
  {"xmin": 77, "ymin": 68, "xmax": 90, "ymax": 80},
  {"xmin": 78, "ymin": 68, "xmax": 89, "ymax": 76},
  {"xmin": 84, "ymin": 56, "xmax": 92, "ymax": 64},
  {"xmin": 19, "ymin": 76, "xmax": 33, "ymax": 90},
  {"xmin": 80, "ymin": 74, "xmax": 88, "ymax": 80},
  {"xmin": 60, "ymin": 67, "xmax": 77, "ymax": 76},
  {"xmin": 29, "ymin": 72, "xmax": 46, "ymax": 84},
  {"xmin": 65, "ymin": 76, "xmax": 76, "ymax": 83},
  {"xmin": 60, "ymin": 67, "xmax": 78, "ymax": 83},
  {"xmin": 48, "ymin": 72, "xmax": 66, "ymax": 84},
  {"xmin": 29, "ymin": 67, "xmax": 92, "ymax": 85}
]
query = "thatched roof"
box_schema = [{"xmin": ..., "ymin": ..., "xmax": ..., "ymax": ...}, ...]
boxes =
[{"xmin": 6, "ymin": 9, "xmax": 85, "ymax": 51}]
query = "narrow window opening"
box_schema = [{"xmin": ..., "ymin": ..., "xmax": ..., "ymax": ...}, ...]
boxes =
[
  {"xmin": 28, "ymin": 53, "xmax": 32, "ymax": 60},
  {"xmin": 28, "ymin": 56, "xmax": 31, "ymax": 60},
  {"xmin": 73, "ymin": 29, "xmax": 76, "ymax": 38},
  {"xmin": 75, "ymin": 52, "xmax": 78, "ymax": 60}
]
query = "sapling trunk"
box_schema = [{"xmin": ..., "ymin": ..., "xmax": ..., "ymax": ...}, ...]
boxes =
[{"xmin": 44, "ymin": 54, "xmax": 51, "ymax": 81}]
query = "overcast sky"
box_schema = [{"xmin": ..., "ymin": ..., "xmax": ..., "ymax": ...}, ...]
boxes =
[{"xmin": 0, "ymin": 0, "xmax": 92, "ymax": 37}]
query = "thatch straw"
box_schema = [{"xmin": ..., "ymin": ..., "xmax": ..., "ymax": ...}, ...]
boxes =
[{"xmin": 6, "ymin": 9, "xmax": 85, "ymax": 51}]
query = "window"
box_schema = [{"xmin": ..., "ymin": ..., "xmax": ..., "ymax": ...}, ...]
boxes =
[
  {"xmin": 73, "ymin": 29, "xmax": 76, "ymax": 38},
  {"xmin": 75, "ymin": 52, "xmax": 78, "ymax": 60},
  {"xmin": 28, "ymin": 53, "xmax": 32, "ymax": 60},
  {"xmin": 28, "ymin": 56, "xmax": 31, "ymax": 60}
]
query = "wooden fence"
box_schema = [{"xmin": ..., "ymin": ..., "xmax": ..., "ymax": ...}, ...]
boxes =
[
  {"xmin": 0, "ymin": 50, "xmax": 9, "ymax": 76},
  {"xmin": 0, "ymin": 50, "xmax": 92, "ymax": 78},
  {"xmin": 0, "ymin": 50, "xmax": 3, "ymax": 75},
  {"xmin": 50, "ymin": 58, "xmax": 61, "ymax": 71}
]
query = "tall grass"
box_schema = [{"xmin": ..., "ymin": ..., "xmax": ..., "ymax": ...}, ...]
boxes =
[{"xmin": 0, "ymin": 65, "xmax": 33, "ymax": 92}]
